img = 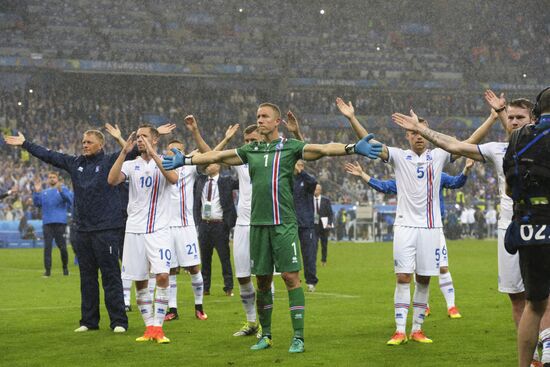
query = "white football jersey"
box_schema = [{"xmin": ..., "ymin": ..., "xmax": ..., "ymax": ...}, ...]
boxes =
[
  {"xmin": 232, "ymin": 164, "xmax": 252, "ymax": 226},
  {"xmin": 169, "ymin": 166, "xmax": 198, "ymax": 227},
  {"xmin": 121, "ymin": 157, "xmax": 173, "ymax": 234},
  {"xmin": 478, "ymin": 142, "xmax": 512, "ymax": 229},
  {"xmin": 388, "ymin": 147, "xmax": 451, "ymax": 228}
]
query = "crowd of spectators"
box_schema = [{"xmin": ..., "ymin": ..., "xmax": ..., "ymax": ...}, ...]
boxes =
[
  {"xmin": 0, "ymin": 79, "xmax": 514, "ymax": 225},
  {"xmin": 1, "ymin": 0, "xmax": 548, "ymax": 83}
]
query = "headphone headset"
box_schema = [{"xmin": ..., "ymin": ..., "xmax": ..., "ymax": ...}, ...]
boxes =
[{"xmin": 533, "ymin": 86, "xmax": 550, "ymax": 119}]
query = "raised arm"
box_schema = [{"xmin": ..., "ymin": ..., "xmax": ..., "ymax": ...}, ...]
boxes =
[
  {"xmin": 484, "ymin": 89, "xmax": 510, "ymax": 135},
  {"xmin": 58, "ymin": 181, "xmax": 74, "ymax": 205},
  {"xmin": 336, "ymin": 97, "xmax": 369, "ymax": 138},
  {"xmin": 302, "ymin": 133, "xmax": 384, "ymax": 161},
  {"xmin": 142, "ymin": 136, "xmax": 178, "ymax": 184},
  {"xmin": 105, "ymin": 123, "xmax": 126, "ymax": 148},
  {"xmin": 335, "ymin": 97, "xmax": 389, "ymax": 160},
  {"xmin": 184, "ymin": 115, "xmax": 211, "ymax": 153},
  {"xmin": 344, "ymin": 161, "xmax": 397, "ymax": 194},
  {"xmin": 463, "ymin": 109, "xmax": 499, "ymax": 144},
  {"xmin": 162, "ymin": 147, "xmax": 243, "ymax": 170},
  {"xmin": 441, "ymin": 159, "xmax": 473, "ymax": 189},
  {"xmin": 295, "ymin": 163, "xmax": 317, "ymax": 193},
  {"xmin": 392, "ymin": 110, "xmax": 484, "ymax": 161},
  {"xmin": 4, "ymin": 132, "xmax": 74, "ymax": 172},
  {"xmin": 283, "ymin": 111, "xmax": 304, "ymax": 141},
  {"xmin": 107, "ymin": 133, "xmax": 136, "ymax": 186},
  {"xmin": 213, "ymin": 124, "xmax": 240, "ymax": 151}
]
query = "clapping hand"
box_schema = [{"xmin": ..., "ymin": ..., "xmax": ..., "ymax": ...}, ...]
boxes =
[{"xmin": 336, "ymin": 98, "xmax": 355, "ymax": 119}]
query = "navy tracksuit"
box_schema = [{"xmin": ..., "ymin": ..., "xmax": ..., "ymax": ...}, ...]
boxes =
[
  {"xmin": 33, "ymin": 185, "xmax": 73, "ymax": 272},
  {"xmin": 293, "ymin": 171, "xmax": 318, "ymax": 286},
  {"xmin": 23, "ymin": 141, "xmax": 129, "ymax": 330}
]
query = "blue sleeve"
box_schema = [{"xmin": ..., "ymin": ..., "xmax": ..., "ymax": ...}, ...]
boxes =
[
  {"xmin": 22, "ymin": 141, "xmax": 75, "ymax": 172},
  {"xmin": 33, "ymin": 192, "xmax": 42, "ymax": 207},
  {"xmin": 59, "ymin": 186, "xmax": 73, "ymax": 206},
  {"xmin": 367, "ymin": 178, "xmax": 397, "ymax": 194},
  {"xmin": 441, "ymin": 172, "xmax": 468, "ymax": 189}
]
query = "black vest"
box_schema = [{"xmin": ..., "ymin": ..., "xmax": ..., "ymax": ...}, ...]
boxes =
[{"xmin": 503, "ymin": 124, "xmax": 550, "ymax": 223}]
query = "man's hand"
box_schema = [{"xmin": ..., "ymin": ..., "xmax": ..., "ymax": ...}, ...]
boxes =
[
  {"xmin": 354, "ymin": 133, "xmax": 383, "ymax": 159},
  {"xmin": 283, "ymin": 111, "xmax": 301, "ymax": 134},
  {"xmin": 4, "ymin": 132, "xmax": 26, "ymax": 146},
  {"xmin": 158, "ymin": 123, "xmax": 176, "ymax": 135},
  {"xmin": 224, "ymin": 124, "xmax": 240, "ymax": 141},
  {"xmin": 184, "ymin": 115, "xmax": 198, "ymax": 132},
  {"xmin": 162, "ymin": 148, "xmax": 189, "ymax": 170},
  {"xmin": 142, "ymin": 135, "xmax": 156, "ymax": 157},
  {"xmin": 484, "ymin": 90, "xmax": 506, "ymax": 111},
  {"xmin": 104, "ymin": 123, "xmax": 122, "ymax": 140},
  {"xmin": 392, "ymin": 109, "xmax": 421, "ymax": 131},
  {"xmin": 336, "ymin": 97, "xmax": 355, "ymax": 119},
  {"xmin": 464, "ymin": 158, "xmax": 475, "ymax": 174},
  {"xmin": 344, "ymin": 161, "xmax": 365, "ymax": 177},
  {"xmin": 123, "ymin": 132, "xmax": 136, "ymax": 154}
]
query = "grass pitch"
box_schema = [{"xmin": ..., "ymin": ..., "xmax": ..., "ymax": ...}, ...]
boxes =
[{"xmin": 1, "ymin": 239, "xmax": 516, "ymax": 366}]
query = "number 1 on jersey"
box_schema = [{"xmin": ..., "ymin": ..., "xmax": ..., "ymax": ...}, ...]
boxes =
[{"xmin": 264, "ymin": 154, "xmax": 269, "ymax": 167}]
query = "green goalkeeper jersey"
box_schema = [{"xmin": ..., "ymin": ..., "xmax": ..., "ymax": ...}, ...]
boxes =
[{"xmin": 236, "ymin": 137, "xmax": 306, "ymax": 225}]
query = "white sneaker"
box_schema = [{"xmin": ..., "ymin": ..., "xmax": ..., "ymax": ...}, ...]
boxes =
[
  {"xmin": 74, "ymin": 326, "xmax": 89, "ymax": 332},
  {"xmin": 113, "ymin": 326, "xmax": 127, "ymax": 333},
  {"xmin": 307, "ymin": 284, "xmax": 316, "ymax": 293}
]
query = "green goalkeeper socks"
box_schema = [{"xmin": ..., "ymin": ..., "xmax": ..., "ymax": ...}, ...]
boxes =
[
  {"xmin": 256, "ymin": 289, "xmax": 273, "ymax": 336},
  {"xmin": 288, "ymin": 287, "xmax": 305, "ymax": 339}
]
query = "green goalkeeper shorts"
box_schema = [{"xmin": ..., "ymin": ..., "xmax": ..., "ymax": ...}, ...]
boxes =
[{"xmin": 250, "ymin": 223, "xmax": 302, "ymax": 275}]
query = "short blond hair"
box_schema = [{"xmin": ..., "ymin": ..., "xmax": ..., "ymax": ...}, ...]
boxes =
[
  {"xmin": 83, "ymin": 130, "xmax": 105, "ymax": 145},
  {"xmin": 259, "ymin": 103, "xmax": 281, "ymax": 119}
]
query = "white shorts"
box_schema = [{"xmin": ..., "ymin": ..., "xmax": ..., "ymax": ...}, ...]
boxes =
[
  {"xmin": 497, "ymin": 227, "xmax": 524, "ymax": 294},
  {"xmin": 171, "ymin": 226, "xmax": 201, "ymax": 268},
  {"xmin": 393, "ymin": 226, "xmax": 440, "ymax": 276},
  {"xmin": 233, "ymin": 224, "xmax": 251, "ymax": 278},
  {"xmin": 121, "ymin": 227, "xmax": 174, "ymax": 281},
  {"xmin": 440, "ymin": 229, "xmax": 448, "ymax": 268}
]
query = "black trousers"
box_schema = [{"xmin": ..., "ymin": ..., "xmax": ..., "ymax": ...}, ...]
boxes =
[
  {"xmin": 76, "ymin": 229, "xmax": 127, "ymax": 329},
  {"xmin": 315, "ymin": 223, "xmax": 330, "ymax": 262},
  {"xmin": 198, "ymin": 221, "xmax": 234, "ymax": 292},
  {"xmin": 43, "ymin": 223, "xmax": 68, "ymax": 271},
  {"xmin": 299, "ymin": 227, "xmax": 318, "ymax": 285}
]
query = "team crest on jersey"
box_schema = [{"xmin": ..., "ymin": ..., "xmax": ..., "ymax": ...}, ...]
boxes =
[
  {"xmin": 426, "ymin": 152, "xmax": 433, "ymax": 161},
  {"xmin": 78, "ymin": 167, "xmax": 83, "ymax": 172},
  {"xmin": 134, "ymin": 165, "xmax": 140, "ymax": 171},
  {"xmin": 405, "ymin": 155, "xmax": 412, "ymax": 160}
]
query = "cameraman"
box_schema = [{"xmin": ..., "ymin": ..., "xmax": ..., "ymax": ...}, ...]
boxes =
[{"xmin": 504, "ymin": 87, "xmax": 550, "ymax": 367}]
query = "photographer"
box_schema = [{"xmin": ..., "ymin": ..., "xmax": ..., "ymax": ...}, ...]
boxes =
[{"xmin": 503, "ymin": 87, "xmax": 550, "ymax": 367}]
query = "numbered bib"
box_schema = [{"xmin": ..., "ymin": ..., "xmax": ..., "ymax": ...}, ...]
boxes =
[{"xmin": 504, "ymin": 221, "xmax": 550, "ymax": 254}]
